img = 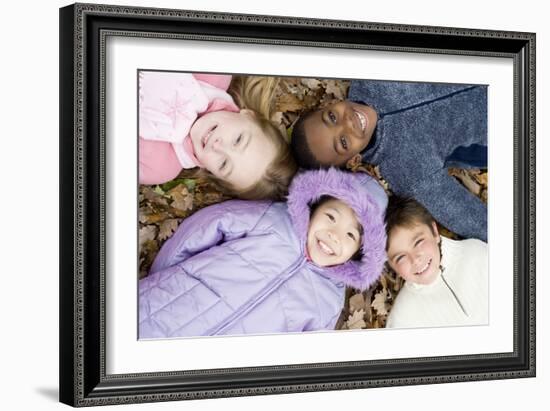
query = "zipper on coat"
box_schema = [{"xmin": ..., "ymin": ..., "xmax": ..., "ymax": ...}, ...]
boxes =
[
  {"xmin": 206, "ymin": 257, "xmax": 307, "ymax": 336},
  {"xmin": 441, "ymin": 269, "xmax": 469, "ymax": 317}
]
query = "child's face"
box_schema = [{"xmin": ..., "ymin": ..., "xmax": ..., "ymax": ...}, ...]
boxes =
[
  {"xmin": 190, "ymin": 110, "xmax": 277, "ymax": 190},
  {"xmin": 302, "ymin": 101, "xmax": 378, "ymax": 167},
  {"xmin": 307, "ymin": 198, "xmax": 362, "ymax": 267},
  {"xmin": 386, "ymin": 222, "xmax": 441, "ymax": 285}
]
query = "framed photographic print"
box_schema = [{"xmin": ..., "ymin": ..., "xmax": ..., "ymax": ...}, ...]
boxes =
[{"xmin": 59, "ymin": 2, "xmax": 536, "ymax": 407}]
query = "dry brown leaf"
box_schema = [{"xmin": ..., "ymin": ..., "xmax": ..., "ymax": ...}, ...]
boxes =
[
  {"xmin": 171, "ymin": 192, "xmax": 193, "ymax": 212},
  {"xmin": 192, "ymin": 180, "xmax": 229, "ymax": 207},
  {"xmin": 481, "ymin": 189, "xmax": 488, "ymax": 203},
  {"xmin": 388, "ymin": 271, "xmax": 405, "ymax": 292},
  {"xmin": 168, "ymin": 185, "xmax": 193, "ymax": 212},
  {"xmin": 138, "ymin": 207, "xmax": 150, "ymax": 224},
  {"xmin": 475, "ymin": 172, "xmax": 488, "ymax": 186},
  {"xmin": 281, "ymin": 112, "xmax": 297, "ymax": 128},
  {"xmin": 300, "ymin": 78, "xmax": 322, "ymax": 90},
  {"xmin": 139, "ymin": 240, "xmax": 159, "ymax": 279},
  {"xmin": 371, "ymin": 290, "xmax": 389, "ymax": 316},
  {"xmin": 270, "ymin": 112, "xmax": 290, "ymax": 141},
  {"xmin": 345, "ymin": 155, "xmax": 363, "ymax": 172},
  {"xmin": 139, "ymin": 225, "xmax": 158, "ymax": 250},
  {"xmin": 396, "ymin": 277, "xmax": 405, "ymax": 292},
  {"xmin": 364, "ymin": 307, "xmax": 372, "ymax": 325},
  {"xmin": 372, "ymin": 166, "xmax": 382, "ymax": 179},
  {"xmin": 364, "ymin": 289, "xmax": 373, "ymax": 308},
  {"xmin": 279, "ymin": 77, "xmax": 303, "ymax": 96},
  {"xmin": 448, "ymin": 168, "xmax": 461, "ymax": 177},
  {"xmin": 141, "ymin": 186, "xmax": 169, "ymax": 206},
  {"xmin": 438, "ymin": 227, "xmax": 460, "ymax": 240},
  {"xmin": 380, "ymin": 274, "xmax": 388, "ymax": 291},
  {"xmin": 323, "ymin": 79, "xmax": 349, "ymax": 101},
  {"xmin": 139, "ymin": 210, "xmax": 171, "ymax": 225},
  {"xmin": 318, "ymin": 94, "xmax": 340, "ymax": 109},
  {"xmin": 346, "ymin": 309, "xmax": 367, "ymax": 329},
  {"xmin": 275, "ymin": 93, "xmax": 306, "ymax": 113},
  {"xmin": 372, "ymin": 165, "xmax": 391, "ymax": 192},
  {"xmin": 449, "ymin": 169, "xmax": 481, "ymax": 195},
  {"xmin": 302, "ymin": 91, "xmax": 324, "ymax": 110},
  {"xmin": 371, "ymin": 318, "xmax": 383, "ymax": 328},
  {"xmin": 158, "ymin": 218, "xmax": 180, "ymax": 241},
  {"xmin": 167, "ymin": 184, "xmax": 187, "ymax": 196},
  {"xmin": 460, "ymin": 172, "xmax": 481, "ymax": 195},
  {"xmin": 363, "ymin": 291, "xmax": 373, "ymax": 324},
  {"xmin": 348, "ymin": 293, "xmax": 366, "ymax": 313},
  {"xmin": 362, "ymin": 286, "xmax": 377, "ymax": 328}
]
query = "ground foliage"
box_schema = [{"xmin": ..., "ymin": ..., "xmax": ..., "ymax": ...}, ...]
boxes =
[{"xmin": 139, "ymin": 76, "xmax": 488, "ymax": 330}]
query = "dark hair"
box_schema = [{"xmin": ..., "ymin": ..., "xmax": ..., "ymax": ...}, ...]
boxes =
[
  {"xmin": 384, "ymin": 196, "xmax": 435, "ymax": 250},
  {"xmin": 309, "ymin": 195, "xmax": 363, "ymax": 261},
  {"xmin": 308, "ymin": 194, "xmax": 334, "ymax": 216},
  {"xmin": 290, "ymin": 111, "xmax": 327, "ymax": 169}
]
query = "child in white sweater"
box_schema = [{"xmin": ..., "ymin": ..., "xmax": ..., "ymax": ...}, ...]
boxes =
[{"xmin": 384, "ymin": 196, "xmax": 488, "ymax": 329}]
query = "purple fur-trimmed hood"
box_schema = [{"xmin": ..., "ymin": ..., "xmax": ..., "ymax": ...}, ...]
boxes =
[{"xmin": 287, "ymin": 168, "xmax": 387, "ymax": 291}]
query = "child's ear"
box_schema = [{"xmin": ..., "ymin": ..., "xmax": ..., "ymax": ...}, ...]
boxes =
[
  {"xmin": 346, "ymin": 154, "xmax": 363, "ymax": 170},
  {"xmin": 431, "ymin": 221, "xmax": 440, "ymax": 242},
  {"xmin": 240, "ymin": 108, "xmax": 255, "ymax": 117}
]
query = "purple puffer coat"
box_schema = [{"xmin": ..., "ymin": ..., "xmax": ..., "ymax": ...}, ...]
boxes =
[{"xmin": 139, "ymin": 168, "xmax": 387, "ymax": 339}]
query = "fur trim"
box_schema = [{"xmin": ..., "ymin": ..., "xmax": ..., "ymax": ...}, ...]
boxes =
[{"xmin": 287, "ymin": 168, "xmax": 387, "ymax": 291}]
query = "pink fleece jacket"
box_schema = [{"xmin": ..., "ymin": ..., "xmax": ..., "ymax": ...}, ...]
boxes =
[{"xmin": 139, "ymin": 72, "xmax": 239, "ymax": 185}]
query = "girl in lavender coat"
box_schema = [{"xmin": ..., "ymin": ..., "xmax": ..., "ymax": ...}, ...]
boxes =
[{"xmin": 139, "ymin": 168, "xmax": 387, "ymax": 339}]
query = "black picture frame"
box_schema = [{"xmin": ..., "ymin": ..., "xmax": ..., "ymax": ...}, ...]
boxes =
[{"xmin": 59, "ymin": 2, "xmax": 536, "ymax": 407}]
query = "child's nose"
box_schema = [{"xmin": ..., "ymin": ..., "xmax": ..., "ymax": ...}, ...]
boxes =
[
  {"xmin": 212, "ymin": 135, "xmax": 224, "ymax": 152},
  {"xmin": 344, "ymin": 110, "xmax": 356, "ymax": 132},
  {"xmin": 328, "ymin": 230, "xmax": 339, "ymax": 243}
]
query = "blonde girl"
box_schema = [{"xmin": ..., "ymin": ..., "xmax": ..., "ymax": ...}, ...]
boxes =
[{"xmin": 139, "ymin": 72, "xmax": 297, "ymax": 200}]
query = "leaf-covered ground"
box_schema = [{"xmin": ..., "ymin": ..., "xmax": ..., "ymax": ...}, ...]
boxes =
[{"xmin": 139, "ymin": 76, "xmax": 488, "ymax": 330}]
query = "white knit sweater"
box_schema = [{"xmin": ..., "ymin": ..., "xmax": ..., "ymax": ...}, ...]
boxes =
[{"xmin": 386, "ymin": 237, "xmax": 488, "ymax": 329}]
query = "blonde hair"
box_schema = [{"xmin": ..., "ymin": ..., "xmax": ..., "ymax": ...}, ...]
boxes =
[{"xmin": 206, "ymin": 76, "xmax": 298, "ymax": 200}]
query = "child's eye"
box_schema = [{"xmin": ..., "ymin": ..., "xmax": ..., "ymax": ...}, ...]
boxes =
[
  {"xmin": 325, "ymin": 213, "xmax": 335, "ymax": 222},
  {"xmin": 219, "ymin": 159, "xmax": 227, "ymax": 171},
  {"xmin": 395, "ymin": 255, "xmax": 404, "ymax": 264},
  {"xmin": 347, "ymin": 232, "xmax": 356, "ymax": 241},
  {"xmin": 328, "ymin": 111, "xmax": 337, "ymax": 123},
  {"xmin": 340, "ymin": 136, "xmax": 348, "ymax": 150},
  {"xmin": 234, "ymin": 134, "xmax": 242, "ymax": 146},
  {"xmin": 414, "ymin": 239, "xmax": 424, "ymax": 247}
]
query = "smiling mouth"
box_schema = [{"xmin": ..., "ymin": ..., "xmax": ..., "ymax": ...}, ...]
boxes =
[
  {"xmin": 353, "ymin": 109, "xmax": 367, "ymax": 133},
  {"xmin": 317, "ymin": 239, "xmax": 335, "ymax": 256},
  {"xmin": 415, "ymin": 259, "xmax": 432, "ymax": 275},
  {"xmin": 201, "ymin": 125, "xmax": 217, "ymax": 148}
]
